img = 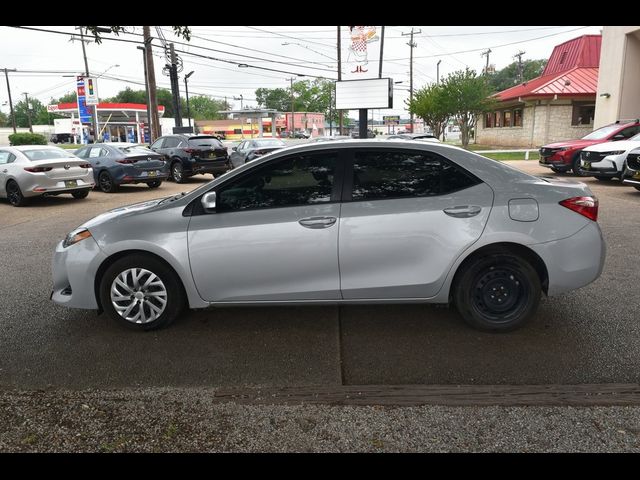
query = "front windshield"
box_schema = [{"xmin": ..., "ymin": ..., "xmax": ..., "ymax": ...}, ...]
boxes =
[{"xmin": 582, "ymin": 124, "xmax": 621, "ymax": 140}]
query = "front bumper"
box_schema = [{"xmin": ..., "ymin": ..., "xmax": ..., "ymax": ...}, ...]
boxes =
[
  {"xmin": 51, "ymin": 235, "xmax": 108, "ymax": 310},
  {"xmin": 539, "ymin": 157, "xmax": 569, "ymax": 169},
  {"xmin": 529, "ymin": 222, "xmax": 606, "ymax": 296}
]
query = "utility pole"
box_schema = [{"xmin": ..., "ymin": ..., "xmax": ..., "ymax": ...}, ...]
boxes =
[
  {"xmin": 378, "ymin": 26, "xmax": 385, "ymax": 79},
  {"xmin": 481, "ymin": 49, "xmax": 492, "ymax": 75},
  {"xmin": 143, "ymin": 26, "xmax": 160, "ymax": 141},
  {"xmin": 514, "ymin": 50, "xmax": 526, "ymax": 83},
  {"xmin": 168, "ymin": 43, "xmax": 182, "ymax": 127},
  {"xmin": 437, "ymin": 60, "xmax": 442, "ymax": 86},
  {"xmin": 337, "ymin": 26, "xmax": 342, "ymax": 135},
  {"xmin": 137, "ymin": 45, "xmax": 152, "ymax": 144},
  {"xmin": 3, "ymin": 68, "xmax": 17, "ymax": 133},
  {"xmin": 73, "ymin": 27, "xmax": 97, "ymax": 142},
  {"xmin": 22, "ymin": 92, "xmax": 33, "ymax": 133},
  {"xmin": 402, "ymin": 28, "xmax": 421, "ymax": 133},
  {"xmin": 184, "ymin": 71, "xmax": 194, "ymax": 129},
  {"xmin": 288, "ymin": 77, "xmax": 296, "ymax": 134}
]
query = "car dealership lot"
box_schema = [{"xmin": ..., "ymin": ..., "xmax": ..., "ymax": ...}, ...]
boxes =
[{"xmin": 0, "ymin": 161, "xmax": 639, "ymax": 390}]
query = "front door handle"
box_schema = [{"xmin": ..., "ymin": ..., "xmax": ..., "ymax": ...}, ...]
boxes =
[
  {"xmin": 2, "ymin": 169, "xmax": 7, "ymax": 173},
  {"xmin": 443, "ymin": 205, "xmax": 482, "ymax": 218},
  {"xmin": 298, "ymin": 216, "xmax": 337, "ymax": 229}
]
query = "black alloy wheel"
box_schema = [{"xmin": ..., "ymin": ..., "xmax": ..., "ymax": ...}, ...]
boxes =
[{"xmin": 6, "ymin": 180, "xmax": 27, "ymax": 207}]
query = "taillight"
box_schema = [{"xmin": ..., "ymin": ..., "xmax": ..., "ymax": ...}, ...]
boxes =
[
  {"xmin": 116, "ymin": 159, "xmax": 136, "ymax": 164},
  {"xmin": 559, "ymin": 196, "xmax": 598, "ymax": 221},
  {"xmin": 24, "ymin": 166, "xmax": 52, "ymax": 172}
]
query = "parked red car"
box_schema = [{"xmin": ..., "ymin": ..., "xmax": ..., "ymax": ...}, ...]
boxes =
[{"xmin": 539, "ymin": 119, "xmax": 640, "ymax": 175}]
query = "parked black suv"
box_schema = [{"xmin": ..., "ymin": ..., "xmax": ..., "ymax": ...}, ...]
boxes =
[
  {"xmin": 149, "ymin": 134, "xmax": 231, "ymax": 183},
  {"xmin": 50, "ymin": 133, "xmax": 73, "ymax": 144}
]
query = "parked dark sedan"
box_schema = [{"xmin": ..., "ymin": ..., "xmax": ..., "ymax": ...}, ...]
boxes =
[
  {"xmin": 149, "ymin": 134, "xmax": 231, "ymax": 183},
  {"xmin": 229, "ymin": 138, "xmax": 286, "ymax": 168},
  {"xmin": 75, "ymin": 143, "xmax": 169, "ymax": 193}
]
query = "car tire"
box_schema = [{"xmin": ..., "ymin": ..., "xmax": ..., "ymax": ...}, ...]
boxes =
[
  {"xmin": 171, "ymin": 161, "xmax": 185, "ymax": 183},
  {"xmin": 571, "ymin": 154, "xmax": 583, "ymax": 176},
  {"xmin": 594, "ymin": 176, "xmax": 612, "ymax": 182},
  {"xmin": 99, "ymin": 254, "xmax": 186, "ymax": 331},
  {"xmin": 453, "ymin": 253, "xmax": 541, "ymax": 332},
  {"xmin": 98, "ymin": 170, "xmax": 118, "ymax": 193},
  {"xmin": 6, "ymin": 180, "xmax": 27, "ymax": 207},
  {"xmin": 71, "ymin": 189, "xmax": 90, "ymax": 199},
  {"xmin": 147, "ymin": 180, "xmax": 162, "ymax": 189}
]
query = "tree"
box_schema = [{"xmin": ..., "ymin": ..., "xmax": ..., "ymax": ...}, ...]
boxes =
[
  {"xmin": 83, "ymin": 26, "xmax": 192, "ymax": 43},
  {"xmin": 13, "ymin": 98, "xmax": 50, "ymax": 127},
  {"xmin": 255, "ymin": 87, "xmax": 291, "ymax": 112},
  {"xmin": 188, "ymin": 96, "xmax": 230, "ymax": 120},
  {"xmin": 441, "ymin": 69, "xmax": 496, "ymax": 148},
  {"xmin": 489, "ymin": 59, "xmax": 547, "ymax": 93},
  {"xmin": 53, "ymin": 91, "xmax": 79, "ymax": 104},
  {"xmin": 406, "ymin": 84, "xmax": 450, "ymax": 139},
  {"xmin": 0, "ymin": 111, "xmax": 8, "ymax": 128}
]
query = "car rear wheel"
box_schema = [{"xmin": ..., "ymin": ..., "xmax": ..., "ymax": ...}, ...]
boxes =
[
  {"xmin": 99, "ymin": 254, "xmax": 185, "ymax": 331},
  {"xmin": 71, "ymin": 189, "xmax": 90, "ymax": 199},
  {"xmin": 171, "ymin": 161, "xmax": 185, "ymax": 183},
  {"xmin": 98, "ymin": 170, "xmax": 118, "ymax": 193},
  {"xmin": 6, "ymin": 180, "xmax": 27, "ymax": 207},
  {"xmin": 147, "ymin": 180, "xmax": 162, "ymax": 189},
  {"xmin": 453, "ymin": 253, "xmax": 541, "ymax": 332}
]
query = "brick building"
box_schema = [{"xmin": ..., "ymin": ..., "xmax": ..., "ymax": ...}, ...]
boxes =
[{"xmin": 476, "ymin": 35, "xmax": 601, "ymax": 148}]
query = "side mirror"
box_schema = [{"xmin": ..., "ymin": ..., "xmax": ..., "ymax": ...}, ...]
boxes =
[
  {"xmin": 232, "ymin": 146, "xmax": 237, "ymax": 151},
  {"xmin": 613, "ymin": 134, "xmax": 626, "ymax": 140},
  {"xmin": 201, "ymin": 191, "xmax": 217, "ymax": 212}
]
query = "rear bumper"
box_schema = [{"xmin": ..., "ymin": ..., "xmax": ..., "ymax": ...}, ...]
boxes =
[
  {"xmin": 529, "ymin": 222, "xmax": 606, "ymax": 296},
  {"xmin": 24, "ymin": 179, "xmax": 94, "ymax": 198},
  {"xmin": 186, "ymin": 160, "xmax": 230, "ymax": 175}
]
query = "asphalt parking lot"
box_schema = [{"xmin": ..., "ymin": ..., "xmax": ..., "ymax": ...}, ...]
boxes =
[{"xmin": 0, "ymin": 160, "xmax": 639, "ymax": 390}]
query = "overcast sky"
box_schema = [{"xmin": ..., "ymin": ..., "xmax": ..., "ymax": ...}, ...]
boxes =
[{"xmin": 0, "ymin": 26, "xmax": 602, "ymax": 120}]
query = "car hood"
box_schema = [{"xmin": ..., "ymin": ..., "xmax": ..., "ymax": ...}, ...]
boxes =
[
  {"xmin": 582, "ymin": 139, "xmax": 640, "ymax": 153},
  {"xmin": 82, "ymin": 196, "xmax": 171, "ymax": 230},
  {"xmin": 543, "ymin": 139, "xmax": 600, "ymax": 149}
]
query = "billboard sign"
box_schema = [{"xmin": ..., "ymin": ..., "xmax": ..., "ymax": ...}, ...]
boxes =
[
  {"xmin": 76, "ymin": 76, "xmax": 93, "ymax": 124},
  {"xmin": 335, "ymin": 78, "xmax": 393, "ymax": 110},
  {"xmin": 383, "ymin": 115, "xmax": 400, "ymax": 125}
]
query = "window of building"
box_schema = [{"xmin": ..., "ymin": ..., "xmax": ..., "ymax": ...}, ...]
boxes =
[
  {"xmin": 572, "ymin": 102, "xmax": 595, "ymax": 126},
  {"xmin": 503, "ymin": 110, "xmax": 512, "ymax": 127},
  {"xmin": 485, "ymin": 113, "xmax": 493, "ymax": 128},
  {"xmin": 514, "ymin": 109, "xmax": 523, "ymax": 127},
  {"xmin": 350, "ymin": 150, "xmax": 480, "ymax": 201},
  {"xmin": 217, "ymin": 152, "xmax": 338, "ymax": 212},
  {"xmin": 494, "ymin": 111, "xmax": 502, "ymax": 128}
]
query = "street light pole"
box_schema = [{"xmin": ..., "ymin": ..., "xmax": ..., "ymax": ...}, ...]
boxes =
[{"xmin": 184, "ymin": 71, "xmax": 194, "ymax": 129}]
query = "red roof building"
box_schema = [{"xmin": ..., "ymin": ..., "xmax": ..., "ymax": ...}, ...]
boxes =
[{"xmin": 476, "ymin": 35, "xmax": 602, "ymax": 148}]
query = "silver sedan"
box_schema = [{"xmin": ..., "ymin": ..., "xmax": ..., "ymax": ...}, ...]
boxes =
[
  {"xmin": 0, "ymin": 145, "xmax": 94, "ymax": 206},
  {"xmin": 51, "ymin": 140, "xmax": 606, "ymax": 332}
]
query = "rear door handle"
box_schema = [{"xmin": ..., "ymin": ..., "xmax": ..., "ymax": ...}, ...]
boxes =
[
  {"xmin": 443, "ymin": 205, "xmax": 482, "ymax": 218},
  {"xmin": 298, "ymin": 216, "xmax": 337, "ymax": 229}
]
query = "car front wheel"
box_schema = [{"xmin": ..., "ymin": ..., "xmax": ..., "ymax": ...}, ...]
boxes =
[
  {"xmin": 99, "ymin": 254, "xmax": 185, "ymax": 331},
  {"xmin": 453, "ymin": 253, "xmax": 541, "ymax": 332}
]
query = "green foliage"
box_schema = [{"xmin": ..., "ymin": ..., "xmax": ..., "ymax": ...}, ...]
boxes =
[
  {"xmin": 441, "ymin": 69, "xmax": 496, "ymax": 148},
  {"xmin": 13, "ymin": 98, "xmax": 50, "ymax": 127},
  {"xmin": 83, "ymin": 26, "xmax": 191, "ymax": 44},
  {"xmin": 0, "ymin": 111, "xmax": 8, "ymax": 128},
  {"xmin": 188, "ymin": 96, "xmax": 229, "ymax": 120},
  {"xmin": 489, "ymin": 59, "xmax": 547, "ymax": 93},
  {"xmin": 255, "ymin": 87, "xmax": 291, "ymax": 112},
  {"xmin": 407, "ymin": 84, "xmax": 449, "ymax": 138},
  {"xmin": 9, "ymin": 132, "xmax": 47, "ymax": 145},
  {"xmin": 255, "ymin": 78, "xmax": 337, "ymax": 122}
]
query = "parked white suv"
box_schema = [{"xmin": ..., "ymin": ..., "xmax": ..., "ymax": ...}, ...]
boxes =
[{"xmin": 579, "ymin": 133, "xmax": 640, "ymax": 181}]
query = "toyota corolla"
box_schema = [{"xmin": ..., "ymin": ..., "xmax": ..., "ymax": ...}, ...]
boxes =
[{"xmin": 51, "ymin": 140, "xmax": 606, "ymax": 332}]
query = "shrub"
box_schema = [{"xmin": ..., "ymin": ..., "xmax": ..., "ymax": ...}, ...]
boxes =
[{"xmin": 8, "ymin": 132, "xmax": 47, "ymax": 146}]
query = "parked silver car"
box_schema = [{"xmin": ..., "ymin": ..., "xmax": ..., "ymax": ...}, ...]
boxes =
[
  {"xmin": 51, "ymin": 140, "xmax": 606, "ymax": 332},
  {"xmin": 0, "ymin": 145, "xmax": 94, "ymax": 206}
]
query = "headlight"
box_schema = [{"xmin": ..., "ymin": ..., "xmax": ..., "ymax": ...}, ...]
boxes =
[
  {"xmin": 604, "ymin": 151, "xmax": 625, "ymax": 156},
  {"xmin": 63, "ymin": 228, "xmax": 92, "ymax": 248}
]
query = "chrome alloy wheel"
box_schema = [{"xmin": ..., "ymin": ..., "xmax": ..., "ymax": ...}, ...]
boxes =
[{"xmin": 110, "ymin": 268, "xmax": 167, "ymax": 324}]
